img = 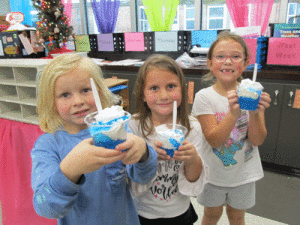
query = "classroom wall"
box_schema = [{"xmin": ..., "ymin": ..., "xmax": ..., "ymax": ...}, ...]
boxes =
[{"xmin": 0, "ymin": 0, "xmax": 10, "ymax": 16}]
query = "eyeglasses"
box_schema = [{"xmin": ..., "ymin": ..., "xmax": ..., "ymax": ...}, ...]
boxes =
[{"xmin": 212, "ymin": 54, "xmax": 245, "ymax": 63}]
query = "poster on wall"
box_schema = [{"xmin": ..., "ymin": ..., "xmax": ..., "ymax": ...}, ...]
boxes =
[
  {"xmin": 274, "ymin": 23, "xmax": 300, "ymax": 38},
  {"xmin": 267, "ymin": 38, "xmax": 300, "ymax": 66},
  {"xmin": 0, "ymin": 31, "xmax": 22, "ymax": 58}
]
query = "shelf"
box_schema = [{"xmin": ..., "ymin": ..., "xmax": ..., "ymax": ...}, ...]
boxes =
[
  {"xmin": 0, "ymin": 84, "xmax": 18, "ymax": 98},
  {"xmin": 0, "ymin": 95, "xmax": 20, "ymax": 103},
  {"xmin": 15, "ymin": 81, "xmax": 36, "ymax": 87},
  {"xmin": 0, "ymin": 79, "xmax": 16, "ymax": 85},
  {"xmin": 19, "ymin": 98, "xmax": 37, "ymax": 106},
  {"xmin": 17, "ymin": 86, "xmax": 36, "ymax": 100},
  {"xmin": 14, "ymin": 67, "xmax": 38, "ymax": 83},
  {"xmin": 0, "ymin": 111, "xmax": 38, "ymax": 125},
  {"xmin": 21, "ymin": 105, "xmax": 37, "ymax": 119},
  {"xmin": 0, "ymin": 101, "xmax": 21, "ymax": 114},
  {"xmin": 0, "ymin": 67, "xmax": 14, "ymax": 80},
  {"xmin": 0, "ymin": 59, "xmax": 49, "ymax": 125}
]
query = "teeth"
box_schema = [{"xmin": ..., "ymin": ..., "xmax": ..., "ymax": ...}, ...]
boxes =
[{"xmin": 221, "ymin": 70, "xmax": 233, "ymax": 72}]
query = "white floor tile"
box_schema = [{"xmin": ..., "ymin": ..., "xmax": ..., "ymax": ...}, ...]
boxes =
[{"xmin": 191, "ymin": 198, "xmax": 288, "ymax": 225}]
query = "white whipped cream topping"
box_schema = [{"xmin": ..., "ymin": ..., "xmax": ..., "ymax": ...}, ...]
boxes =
[
  {"xmin": 239, "ymin": 78, "xmax": 263, "ymax": 90},
  {"xmin": 94, "ymin": 105, "xmax": 124, "ymax": 123},
  {"xmin": 156, "ymin": 125, "xmax": 184, "ymax": 149},
  {"xmin": 238, "ymin": 79, "xmax": 263, "ymax": 99}
]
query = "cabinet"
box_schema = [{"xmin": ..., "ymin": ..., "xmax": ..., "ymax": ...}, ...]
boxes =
[
  {"xmin": 0, "ymin": 59, "xmax": 51, "ymax": 125},
  {"xmin": 259, "ymin": 82, "xmax": 300, "ymax": 170}
]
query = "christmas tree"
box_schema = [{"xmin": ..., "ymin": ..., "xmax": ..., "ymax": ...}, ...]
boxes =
[{"xmin": 32, "ymin": 0, "xmax": 74, "ymax": 51}]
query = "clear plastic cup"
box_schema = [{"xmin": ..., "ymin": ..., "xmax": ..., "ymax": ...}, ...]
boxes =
[
  {"xmin": 156, "ymin": 124, "xmax": 188, "ymax": 158},
  {"xmin": 84, "ymin": 111, "xmax": 131, "ymax": 149},
  {"xmin": 237, "ymin": 81, "xmax": 264, "ymax": 111}
]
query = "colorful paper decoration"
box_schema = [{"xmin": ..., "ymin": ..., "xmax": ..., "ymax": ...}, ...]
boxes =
[
  {"xmin": 124, "ymin": 32, "xmax": 145, "ymax": 52},
  {"xmin": 97, "ymin": 33, "xmax": 114, "ymax": 51},
  {"xmin": 155, "ymin": 31, "xmax": 177, "ymax": 52},
  {"xmin": 74, "ymin": 35, "xmax": 91, "ymax": 52}
]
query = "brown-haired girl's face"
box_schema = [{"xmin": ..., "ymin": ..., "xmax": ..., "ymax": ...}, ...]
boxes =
[
  {"xmin": 207, "ymin": 39, "xmax": 249, "ymax": 85},
  {"xmin": 143, "ymin": 68, "xmax": 182, "ymax": 124}
]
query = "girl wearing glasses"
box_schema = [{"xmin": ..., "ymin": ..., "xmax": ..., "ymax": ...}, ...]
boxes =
[{"xmin": 192, "ymin": 31, "xmax": 271, "ymax": 225}]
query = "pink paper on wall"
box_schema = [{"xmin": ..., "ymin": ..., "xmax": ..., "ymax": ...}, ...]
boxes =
[
  {"xmin": 243, "ymin": 38, "xmax": 257, "ymax": 65},
  {"xmin": 267, "ymin": 38, "xmax": 300, "ymax": 66},
  {"xmin": 124, "ymin": 32, "xmax": 145, "ymax": 51}
]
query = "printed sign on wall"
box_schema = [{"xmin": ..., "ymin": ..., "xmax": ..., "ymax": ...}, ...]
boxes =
[
  {"xmin": 124, "ymin": 32, "xmax": 145, "ymax": 51},
  {"xmin": 267, "ymin": 38, "xmax": 300, "ymax": 66},
  {"xmin": 155, "ymin": 31, "xmax": 178, "ymax": 52},
  {"xmin": 98, "ymin": 34, "xmax": 114, "ymax": 51}
]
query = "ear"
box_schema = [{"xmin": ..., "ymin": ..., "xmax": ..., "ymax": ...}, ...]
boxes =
[
  {"xmin": 244, "ymin": 58, "xmax": 250, "ymax": 70},
  {"xmin": 207, "ymin": 59, "xmax": 212, "ymax": 69}
]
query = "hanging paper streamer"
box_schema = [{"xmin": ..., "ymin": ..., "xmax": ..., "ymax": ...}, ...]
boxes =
[
  {"xmin": 98, "ymin": 34, "xmax": 114, "ymax": 51},
  {"xmin": 91, "ymin": 0, "xmax": 120, "ymax": 34},
  {"xmin": 226, "ymin": 0, "xmax": 274, "ymax": 36},
  {"xmin": 142, "ymin": 0, "xmax": 179, "ymax": 31},
  {"xmin": 124, "ymin": 32, "xmax": 145, "ymax": 52},
  {"xmin": 155, "ymin": 31, "xmax": 177, "ymax": 52}
]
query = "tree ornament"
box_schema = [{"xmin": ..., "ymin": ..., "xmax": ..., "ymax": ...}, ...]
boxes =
[
  {"xmin": 54, "ymin": 25, "xmax": 59, "ymax": 33},
  {"xmin": 54, "ymin": 9, "xmax": 61, "ymax": 19}
]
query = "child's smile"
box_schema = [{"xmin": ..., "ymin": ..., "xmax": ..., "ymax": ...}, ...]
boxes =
[
  {"xmin": 143, "ymin": 68, "xmax": 182, "ymax": 124},
  {"xmin": 207, "ymin": 39, "xmax": 249, "ymax": 87}
]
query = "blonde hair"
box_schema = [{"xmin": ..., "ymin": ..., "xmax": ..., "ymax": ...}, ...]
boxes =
[
  {"xmin": 203, "ymin": 31, "xmax": 250, "ymax": 85},
  {"xmin": 132, "ymin": 54, "xmax": 191, "ymax": 139},
  {"xmin": 37, "ymin": 54, "xmax": 116, "ymax": 134}
]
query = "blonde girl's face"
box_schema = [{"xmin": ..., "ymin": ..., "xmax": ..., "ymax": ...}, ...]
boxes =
[
  {"xmin": 54, "ymin": 68, "xmax": 97, "ymax": 134},
  {"xmin": 143, "ymin": 68, "xmax": 182, "ymax": 125},
  {"xmin": 207, "ymin": 39, "xmax": 249, "ymax": 85}
]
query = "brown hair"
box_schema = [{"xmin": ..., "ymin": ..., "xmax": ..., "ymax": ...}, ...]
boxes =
[
  {"xmin": 203, "ymin": 31, "xmax": 250, "ymax": 84},
  {"xmin": 37, "ymin": 54, "xmax": 116, "ymax": 134},
  {"xmin": 132, "ymin": 54, "xmax": 191, "ymax": 139}
]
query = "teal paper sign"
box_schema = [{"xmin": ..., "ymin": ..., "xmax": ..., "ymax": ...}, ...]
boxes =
[
  {"xmin": 191, "ymin": 30, "xmax": 217, "ymax": 48},
  {"xmin": 155, "ymin": 31, "xmax": 178, "ymax": 52}
]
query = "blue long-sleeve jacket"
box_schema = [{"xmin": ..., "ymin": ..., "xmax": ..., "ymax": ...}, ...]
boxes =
[{"xmin": 31, "ymin": 129, "xmax": 157, "ymax": 225}]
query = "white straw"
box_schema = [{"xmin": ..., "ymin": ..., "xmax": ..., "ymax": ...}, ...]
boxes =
[
  {"xmin": 252, "ymin": 63, "xmax": 258, "ymax": 82},
  {"xmin": 90, "ymin": 78, "xmax": 102, "ymax": 111},
  {"xmin": 172, "ymin": 101, "xmax": 177, "ymax": 132}
]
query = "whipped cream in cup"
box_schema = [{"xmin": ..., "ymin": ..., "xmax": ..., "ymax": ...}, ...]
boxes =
[
  {"xmin": 156, "ymin": 124, "xmax": 187, "ymax": 158},
  {"xmin": 237, "ymin": 79, "xmax": 264, "ymax": 111},
  {"xmin": 84, "ymin": 106, "xmax": 131, "ymax": 149}
]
